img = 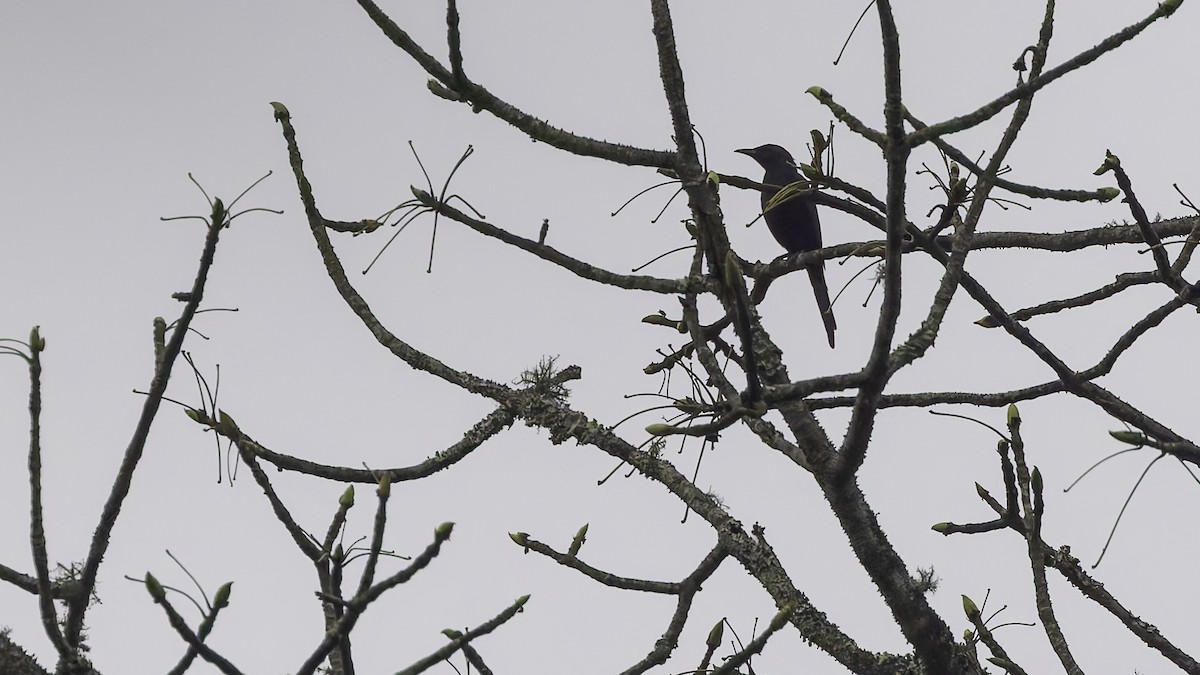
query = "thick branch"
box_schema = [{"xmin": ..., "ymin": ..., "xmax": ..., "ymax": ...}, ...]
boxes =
[
  {"xmin": 505, "ymin": 388, "xmax": 886, "ymax": 672},
  {"xmin": 272, "ymin": 103, "xmax": 511, "ymax": 402},
  {"xmin": 353, "ymin": 0, "xmax": 675, "ymax": 168},
  {"xmin": 908, "ymin": 1, "xmax": 1181, "ymax": 145},
  {"xmin": 65, "ymin": 207, "xmax": 227, "ymax": 647},
  {"xmin": 414, "ymin": 190, "xmax": 707, "ymax": 294},
  {"xmin": 226, "ymin": 407, "xmax": 514, "ymax": 482}
]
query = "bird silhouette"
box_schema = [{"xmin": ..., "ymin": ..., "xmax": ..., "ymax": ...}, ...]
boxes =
[{"xmin": 737, "ymin": 143, "xmax": 836, "ymax": 348}]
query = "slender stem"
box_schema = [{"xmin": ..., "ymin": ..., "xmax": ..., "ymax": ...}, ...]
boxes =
[{"xmin": 64, "ymin": 212, "xmax": 227, "ymax": 646}]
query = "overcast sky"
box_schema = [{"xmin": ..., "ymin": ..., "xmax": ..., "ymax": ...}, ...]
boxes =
[{"xmin": 2, "ymin": 2, "xmax": 1198, "ymax": 673}]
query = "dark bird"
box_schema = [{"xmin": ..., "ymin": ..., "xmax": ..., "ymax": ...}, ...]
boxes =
[{"xmin": 737, "ymin": 143, "xmax": 837, "ymax": 348}]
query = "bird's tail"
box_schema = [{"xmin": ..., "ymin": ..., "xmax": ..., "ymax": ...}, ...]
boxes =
[{"xmin": 807, "ymin": 263, "xmax": 837, "ymax": 348}]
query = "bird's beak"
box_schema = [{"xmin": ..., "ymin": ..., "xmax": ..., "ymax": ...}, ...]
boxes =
[{"xmin": 734, "ymin": 148, "xmax": 753, "ymax": 157}]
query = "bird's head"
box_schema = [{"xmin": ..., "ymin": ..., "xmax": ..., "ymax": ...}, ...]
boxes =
[{"xmin": 735, "ymin": 144, "xmax": 797, "ymax": 171}]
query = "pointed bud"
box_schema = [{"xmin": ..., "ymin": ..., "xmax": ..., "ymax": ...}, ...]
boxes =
[
  {"xmin": 339, "ymin": 485, "xmax": 355, "ymax": 508},
  {"xmin": 706, "ymin": 619, "xmax": 725, "ymax": 648},
  {"xmin": 567, "ymin": 523, "xmax": 588, "ymax": 557},
  {"xmin": 435, "ymin": 522, "xmax": 455, "ymax": 539},
  {"xmin": 214, "ymin": 581, "xmax": 233, "ymax": 609},
  {"xmin": 185, "ymin": 408, "xmax": 206, "ymax": 424},
  {"xmin": 641, "ymin": 313, "xmax": 678, "ymax": 328},
  {"xmin": 961, "ymin": 594, "xmax": 980, "ymax": 618},
  {"xmin": 441, "ymin": 628, "xmax": 464, "ymax": 639},
  {"xmin": 645, "ymin": 423, "xmax": 675, "ymax": 436},
  {"xmin": 210, "ymin": 197, "xmax": 227, "ymax": 228},
  {"xmin": 1093, "ymin": 150, "xmax": 1120, "ymax": 175},
  {"xmin": 145, "ymin": 572, "xmax": 166, "ymax": 602},
  {"xmin": 1109, "ymin": 430, "xmax": 1146, "ymax": 445},
  {"xmin": 930, "ymin": 522, "xmax": 951, "ymax": 534},
  {"xmin": 28, "ymin": 326, "xmax": 45, "ymax": 352},
  {"xmin": 1097, "ymin": 187, "xmax": 1120, "ymax": 202},
  {"xmin": 974, "ymin": 482, "xmax": 991, "ymax": 500},
  {"xmin": 377, "ymin": 472, "xmax": 391, "ymax": 499},
  {"xmin": 1006, "ymin": 404, "xmax": 1020, "ymax": 427},
  {"xmin": 217, "ymin": 410, "xmax": 241, "ymax": 436},
  {"xmin": 269, "ymin": 101, "xmax": 290, "ymax": 121},
  {"xmin": 515, "ymin": 594, "xmax": 531, "ymax": 609}
]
